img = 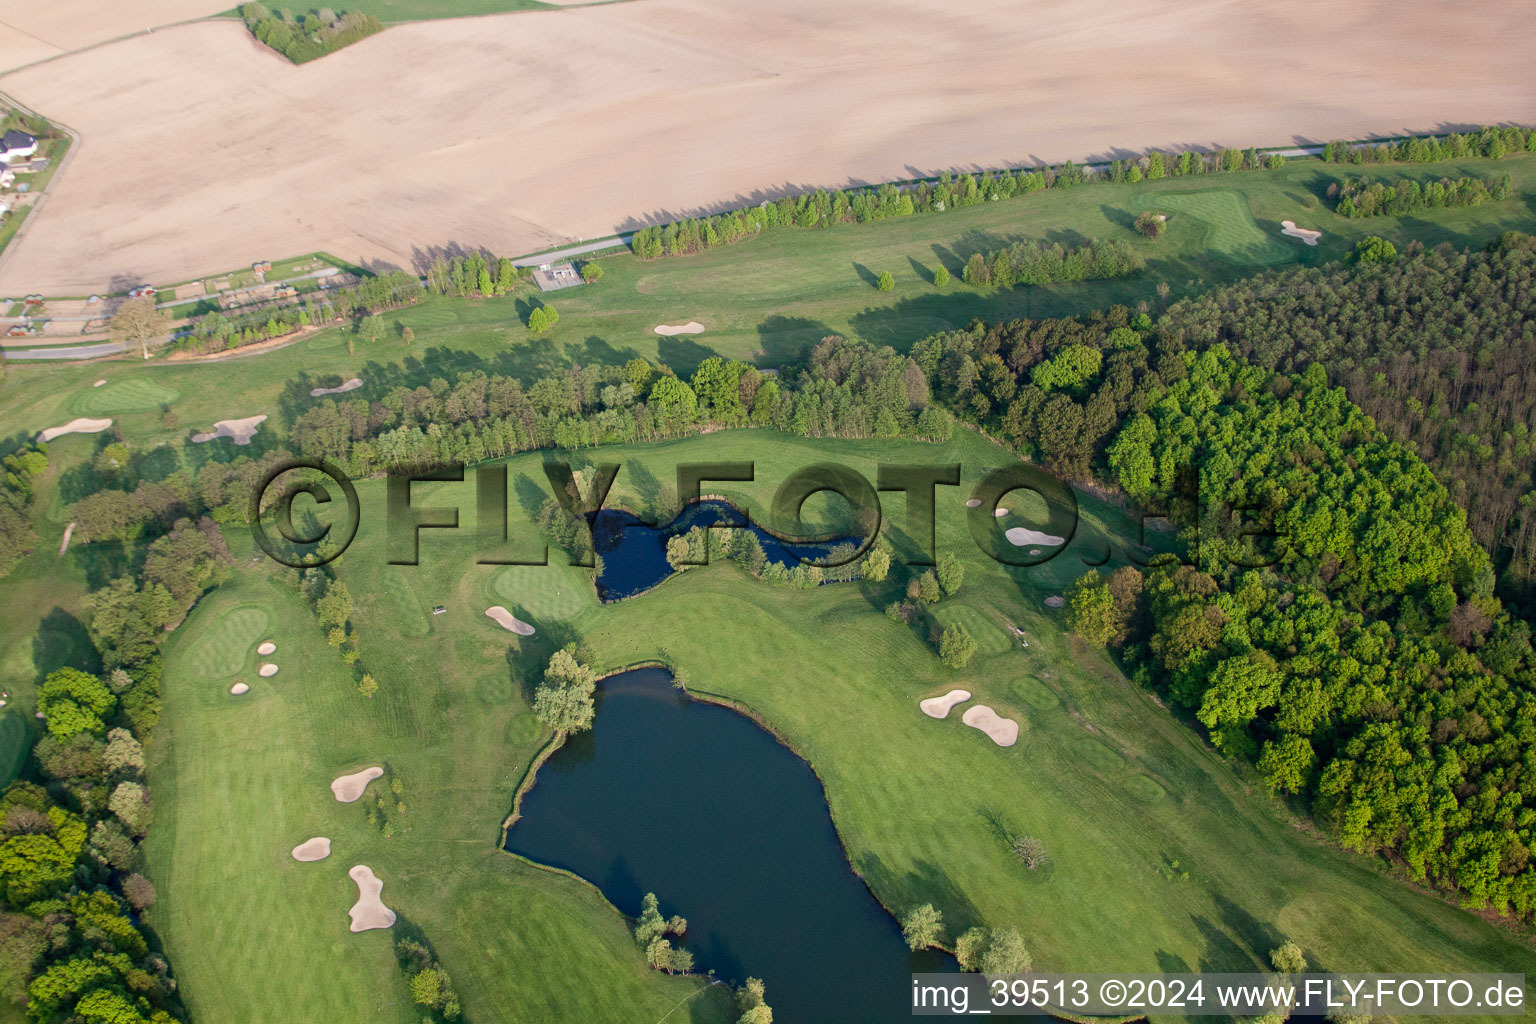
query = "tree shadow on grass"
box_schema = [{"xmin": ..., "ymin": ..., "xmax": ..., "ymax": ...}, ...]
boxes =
[
  {"xmin": 851, "ymin": 261, "xmax": 880, "ymax": 288},
  {"xmin": 907, "ymin": 255, "xmax": 935, "ymax": 284},
  {"xmin": 655, "ymin": 336, "xmax": 716, "ymax": 375},
  {"xmin": 755, "ymin": 315, "xmax": 835, "ymax": 367},
  {"xmin": 33, "ymin": 607, "xmax": 100, "ymax": 681},
  {"xmin": 857, "ymin": 851, "xmax": 985, "ymax": 943}
]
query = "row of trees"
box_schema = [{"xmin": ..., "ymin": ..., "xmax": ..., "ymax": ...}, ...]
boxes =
[
  {"xmin": 238, "ymin": 3, "xmax": 382, "ymax": 62},
  {"xmin": 1333, "ymin": 173, "xmax": 1512, "ymax": 218},
  {"xmin": 960, "ymin": 239, "xmax": 1141, "ymax": 289},
  {"xmin": 629, "ymin": 141, "xmax": 1299, "ymax": 261},
  {"xmin": 1322, "ymin": 126, "xmax": 1536, "ymax": 166}
]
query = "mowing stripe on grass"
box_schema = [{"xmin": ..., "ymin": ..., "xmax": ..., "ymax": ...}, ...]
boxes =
[{"xmin": 1144, "ymin": 189, "xmax": 1297, "ymax": 266}]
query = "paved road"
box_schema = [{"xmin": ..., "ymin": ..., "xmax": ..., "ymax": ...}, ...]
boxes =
[
  {"xmin": 6, "ymin": 340, "xmax": 123, "ymax": 360},
  {"xmin": 512, "ymin": 234, "xmax": 635, "ymax": 267}
]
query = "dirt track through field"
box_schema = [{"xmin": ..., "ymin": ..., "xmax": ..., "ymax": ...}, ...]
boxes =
[{"xmin": 0, "ymin": 0, "xmax": 1532, "ymax": 295}]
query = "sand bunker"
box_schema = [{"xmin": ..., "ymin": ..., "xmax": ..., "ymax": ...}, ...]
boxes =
[
  {"xmin": 653, "ymin": 321, "xmax": 705, "ymax": 336},
  {"xmin": 1044, "ymin": 595, "xmax": 1065, "ymax": 608},
  {"xmin": 291, "ymin": 837, "xmax": 331, "ymax": 862},
  {"xmin": 258, "ymin": 663, "xmax": 279, "ymax": 677},
  {"xmin": 1280, "ymin": 220, "xmax": 1322, "ymax": 245},
  {"xmin": 346, "ymin": 865, "xmax": 396, "ymax": 932},
  {"xmin": 920, "ymin": 689, "xmax": 972, "ymax": 719},
  {"xmin": 962, "ymin": 705, "xmax": 1019, "ymax": 746},
  {"xmin": 191, "ymin": 414, "xmax": 267, "ymax": 446},
  {"xmin": 485, "ymin": 606, "xmax": 536, "ymax": 636},
  {"xmin": 37, "ymin": 418, "xmax": 112, "ymax": 443},
  {"xmin": 257, "ymin": 641, "xmax": 276, "ymax": 655},
  {"xmin": 994, "ymin": 508, "xmax": 1009, "ymax": 518},
  {"xmin": 965, "ymin": 498, "xmax": 983, "ymax": 508},
  {"xmin": 93, "ymin": 379, "xmax": 106, "ymax": 387},
  {"xmin": 1005, "ymin": 527, "xmax": 1066, "ymax": 546},
  {"xmin": 310, "ymin": 377, "xmax": 363, "ymax": 397},
  {"xmin": 230, "ymin": 682, "xmax": 249, "ymax": 695},
  {"xmin": 331, "ymin": 766, "xmax": 383, "ymax": 803}
]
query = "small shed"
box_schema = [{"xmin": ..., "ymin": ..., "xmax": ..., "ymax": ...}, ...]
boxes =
[{"xmin": 532, "ymin": 261, "xmax": 584, "ymax": 293}]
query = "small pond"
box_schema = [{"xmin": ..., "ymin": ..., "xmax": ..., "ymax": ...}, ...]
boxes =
[
  {"xmin": 504, "ymin": 667, "xmax": 953, "ymax": 1021},
  {"xmin": 592, "ymin": 498, "xmax": 852, "ymax": 601}
]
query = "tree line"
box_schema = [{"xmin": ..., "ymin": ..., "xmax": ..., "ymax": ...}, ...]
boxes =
[
  {"xmin": 238, "ymin": 3, "xmax": 382, "ymax": 63},
  {"xmin": 960, "ymin": 238, "xmax": 1141, "ymax": 288},
  {"xmin": 629, "ymin": 141, "xmax": 1304, "ymax": 261},
  {"xmin": 1333, "ymin": 173, "xmax": 1512, "ymax": 218},
  {"xmin": 1322, "ymin": 126, "xmax": 1536, "ymax": 166}
]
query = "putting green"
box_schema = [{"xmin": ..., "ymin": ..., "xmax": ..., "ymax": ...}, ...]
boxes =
[
  {"xmin": 1014, "ymin": 675, "xmax": 1061, "ymax": 710},
  {"xmin": 491, "ymin": 564, "xmax": 595, "ymax": 623},
  {"xmin": 68, "ymin": 378, "xmax": 180, "ymax": 416},
  {"xmin": 1142, "ymin": 190, "xmax": 1296, "ymax": 266},
  {"xmin": 177, "ymin": 605, "xmax": 271, "ymax": 679}
]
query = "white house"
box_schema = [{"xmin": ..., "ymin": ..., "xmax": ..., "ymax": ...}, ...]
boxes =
[{"xmin": 0, "ymin": 131, "xmax": 37, "ymax": 164}]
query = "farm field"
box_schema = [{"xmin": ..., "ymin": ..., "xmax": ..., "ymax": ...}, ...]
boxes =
[
  {"xmin": 0, "ymin": 0, "xmax": 224, "ymax": 71},
  {"xmin": 114, "ymin": 428, "xmax": 1536, "ymax": 1022},
  {"xmin": 2, "ymin": 149, "xmax": 1534, "ymax": 452},
  {"xmin": 0, "ymin": 0, "xmax": 1532, "ymax": 294}
]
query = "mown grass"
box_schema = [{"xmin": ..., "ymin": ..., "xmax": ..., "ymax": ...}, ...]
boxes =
[{"xmin": 1138, "ymin": 190, "xmax": 1298, "ymax": 266}]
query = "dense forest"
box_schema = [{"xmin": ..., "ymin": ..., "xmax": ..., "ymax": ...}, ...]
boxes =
[
  {"xmin": 1155, "ymin": 232, "xmax": 1536, "ymax": 602},
  {"xmin": 904, "ymin": 250, "xmax": 1536, "ymax": 919}
]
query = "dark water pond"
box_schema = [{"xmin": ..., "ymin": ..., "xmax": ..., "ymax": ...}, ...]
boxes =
[
  {"xmin": 592, "ymin": 498, "xmax": 851, "ymax": 601},
  {"xmin": 504, "ymin": 667, "xmax": 953, "ymax": 1021}
]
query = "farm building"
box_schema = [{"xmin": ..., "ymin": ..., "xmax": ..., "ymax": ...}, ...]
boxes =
[
  {"xmin": 532, "ymin": 261, "xmax": 584, "ymax": 292},
  {"xmin": 0, "ymin": 131, "xmax": 37, "ymax": 164}
]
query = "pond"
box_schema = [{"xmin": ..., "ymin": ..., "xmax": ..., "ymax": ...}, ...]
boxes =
[
  {"xmin": 592, "ymin": 498, "xmax": 853, "ymax": 601},
  {"xmin": 504, "ymin": 667, "xmax": 954, "ymax": 1021}
]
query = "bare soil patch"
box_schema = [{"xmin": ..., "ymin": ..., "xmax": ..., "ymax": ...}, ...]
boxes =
[{"xmin": 1, "ymin": 2, "xmax": 1532, "ymax": 294}]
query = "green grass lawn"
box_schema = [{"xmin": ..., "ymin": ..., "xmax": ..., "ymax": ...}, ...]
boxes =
[{"xmin": 115, "ymin": 428, "xmax": 1536, "ymax": 1022}]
